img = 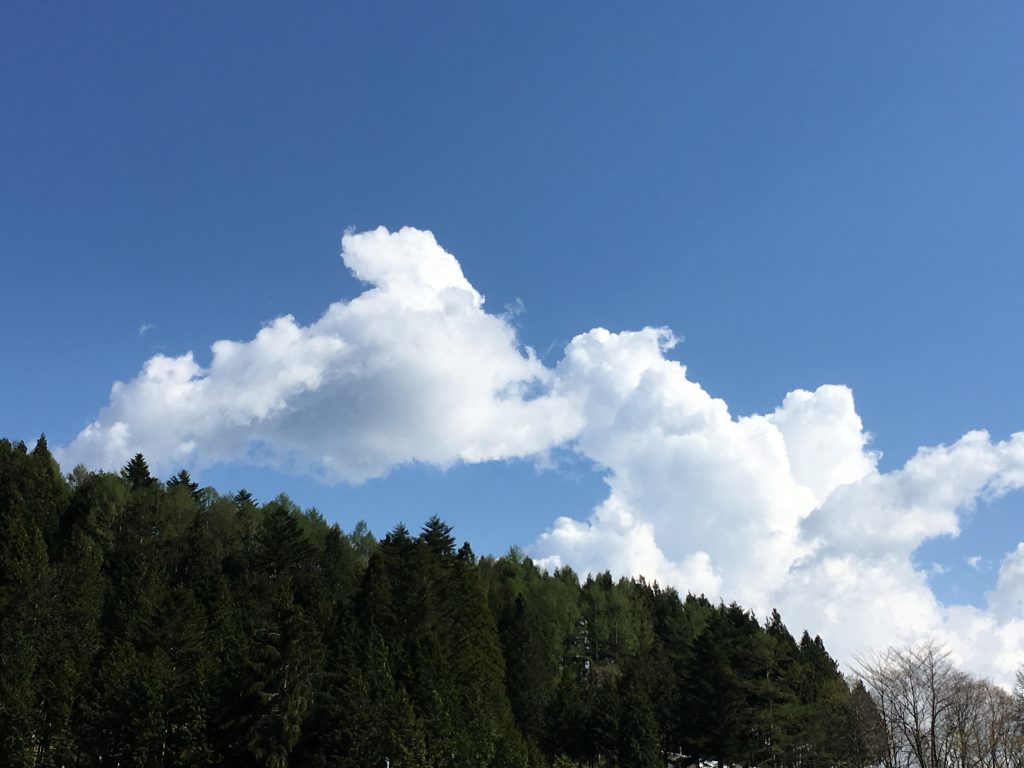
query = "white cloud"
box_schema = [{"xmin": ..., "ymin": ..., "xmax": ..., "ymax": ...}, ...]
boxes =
[
  {"xmin": 537, "ymin": 326, "xmax": 828, "ymax": 609},
  {"xmin": 783, "ymin": 430, "xmax": 1024, "ymax": 685},
  {"xmin": 58, "ymin": 227, "xmax": 582, "ymax": 482},
  {"xmin": 988, "ymin": 544, "xmax": 1024, "ymax": 621},
  {"xmin": 59, "ymin": 227, "xmax": 1024, "ymax": 686},
  {"xmin": 968, "ymin": 555, "xmax": 983, "ymax": 569},
  {"xmin": 533, "ymin": 322, "xmax": 1024, "ymax": 685},
  {"xmin": 767, "ymin": 386, "xmax": 877, "ymax": 503}
]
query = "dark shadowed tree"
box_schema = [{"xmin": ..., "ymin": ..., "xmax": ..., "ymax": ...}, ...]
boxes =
[{"xmin": 121, "ymin": 452, "xmax": 156, "ymax": 490}]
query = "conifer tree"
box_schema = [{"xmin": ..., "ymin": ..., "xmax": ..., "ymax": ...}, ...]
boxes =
[
  {"xmin": 0, "ymin": 436, "xmax": 891, "ymax": 768},
  {"xmin": 0, "ymin": 485, "xmax": 53, "ymax": 766},
  {"xmin": 448, "ymin": 541, "xmax": 528, "ymax": 767},
  {"xmin": 121, "ymin": 452, "xmax": 156, "ymax": 490},
  {"xmin": 28, "ymin": 434, "xmax": 71, "ymax": 549},
  {"xmin": 235, "ymin": 504, "xmax": 324, "ymax": 767},
  {"xmin": 34, "ymin": 526, "xmax": 103, "ymax": 766},
  {"xmin": 168, "ymin": 468, "xmax": 201, "ymax": 501},
  {"xmin": 617, "ymin": 660, "xmax": 661, "ymax": 768},
  {"xmin": 420, "ymin": 515, "xmax": 456, "ymax": 559},
  {"xmin": 234, "ymin": 488, "xmax": 256, "ymax": 507},
  {"xmin": 0, "ymin": 439, "xmax": 70, "ymax": 766}
]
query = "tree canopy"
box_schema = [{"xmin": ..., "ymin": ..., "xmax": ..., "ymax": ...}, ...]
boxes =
[{"xmin": 0, "ymin": 437, "xmax": 898, "ymax": 768}]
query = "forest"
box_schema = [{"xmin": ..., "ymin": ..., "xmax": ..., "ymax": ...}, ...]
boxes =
[{"xmin": 0, "ymin": 436, "xmax": 1018, "ymax": 768}]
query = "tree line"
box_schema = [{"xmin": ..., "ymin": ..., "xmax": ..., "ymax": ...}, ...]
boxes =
[{"xmin": 0, "ymin": 435, "xmax": 960, "ymax": 767}]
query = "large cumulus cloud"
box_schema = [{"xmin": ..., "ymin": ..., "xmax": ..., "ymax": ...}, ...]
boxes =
[
  {"xmin": 534, "ymin": 326, "xmax": 1024, "ymax": 685},
  {"xmin": 59, "ymin": 227, "xmax": 1024, "ymax": 685},
  {"xmin": 58, "ymin": 227, "xmax": 582, "ymax": 481}
]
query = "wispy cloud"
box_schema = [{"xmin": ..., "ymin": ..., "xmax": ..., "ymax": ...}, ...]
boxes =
[{"xmin": 501, "ymin": 297, "xmax": 526, "ymax": 321}]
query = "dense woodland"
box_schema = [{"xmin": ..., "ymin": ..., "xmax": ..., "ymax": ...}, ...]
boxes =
[{"xmin": 0, "ymin": 435, "xmax": 998, "ymax": 768}]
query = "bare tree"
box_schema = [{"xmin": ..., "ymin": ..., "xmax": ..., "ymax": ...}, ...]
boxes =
[
  {"xmin": 857, "ymin": 644, "xmax": 1024, "ymax": 768},
  {"xmin": 946, "ymin": 673, "xmax": 984, "ymax": 768},
  {"xmin": 857, "ymin": 643, "xmax": 961, "ymax": 768}
]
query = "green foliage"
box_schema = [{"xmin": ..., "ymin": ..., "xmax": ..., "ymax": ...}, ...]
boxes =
[
  {"xmin": 0, "ymin": 440, "xmax": 880, "ymax": 768},
  {"xmin": 121, "ymin": 452, "xmax": 156, "ymax": 490},
  {"xmin": 167, "ymin": 468, "xmax": 201, "ymax": 501}
]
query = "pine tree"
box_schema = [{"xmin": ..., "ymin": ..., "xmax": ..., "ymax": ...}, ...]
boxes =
[
  {"xmin": 232, "ymin": 505, "xmax": 324, "ymax": 767},
  {"xmin": 140, "ymin": 585, "xmax": 213, "ymax": 765},
  {"xmin": 793, "ymin": 631, "xmax": 846, "ymax": 768},
  {"xmin": 121, "ymin": 452, "xmax": 157, "ymax": 490},
  {"xmin": 0, "ymin": 439, "xmax": 57, "ymax": 767},
  {"xmin": 0, "ymin": 498, "xmax": 53, "ymax": 766},
  {"xmin": 34, "ymin": 527, "xmax": 104, "ymax": 766},
  {"xmin": 0, "ymin": 430, "xmax": 877, "ymax": 768},
  {"xmin": 420, "ymin": 515, "xmax": 456, "ymax": 559},
  {"xmin": 447, "ymin": 541, "xmax": 528, "ymax": 767},
  {"xmin": 234, "ymin": 488, "xmax": 256, "ymax": 507},
  {"xmin": 617, "ymin": 660, "xmax": 661, "ymax": 768},
  {"xmin": 168, "ymin": 468, "xmax": 201, "ymax": 501},
  {"xmin": 28, "ymin": 434, "xmax": 71, "ymax": 550}
]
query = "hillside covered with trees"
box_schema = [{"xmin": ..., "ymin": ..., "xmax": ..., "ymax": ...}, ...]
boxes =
[{"xmin": 0, "ymin": 436, "xmax": 933, "ymax": 767}]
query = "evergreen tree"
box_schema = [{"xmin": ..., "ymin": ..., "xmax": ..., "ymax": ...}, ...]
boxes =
[
  {"xmin": 0, "ymin": 439, "xmax": 66, "ymax": 767},
  {"xmin": 0, "ymin": 436, "xmax": 885, "ymax": 768},
  {"xmin": 34, "ymin": 527, "xmax": 103, "ymax": 766},
  {"xmin": 0, "ymin": 482, "xmax": 53, "ymax": 766},
  {"xmin": 795, "ymin": 630, "xmax": 847, "ymax": 768},
  {"xmin": 447, "ymin": 542, "xmax": 528, "ymax": 767},
  {"xmin": 28, "ymin": 434, "xmax": 71, "ymax": 550},
  {"xmin": 121, "ymin": 452, "xmax": 156, "ymax": 490},
  {"xmin": 168, "ymin": 468, "xmax": 202, "ymax": 501},
  {"xmin": 420, "ymin": 515, "xmax": 456, "ymax": 559},
  {"xmin": 233, "ymin": 505, "xmax": 324, "ymax": 767},
  {"xmin": 617, "ymin": 660, "xmax": 661, "ymax": 768},
  {"xmin": 234, "ymin": 488, "xmax": 256, "ymax": 507}
]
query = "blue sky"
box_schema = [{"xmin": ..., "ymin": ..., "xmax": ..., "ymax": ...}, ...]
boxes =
[{"xmin": 3, "ymin": 2, "xmax": 1024, "ymax": 677}]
